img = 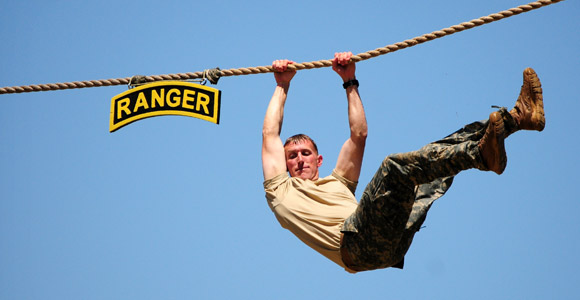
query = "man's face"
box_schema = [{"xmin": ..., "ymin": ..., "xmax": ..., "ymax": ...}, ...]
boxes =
[{"xmin": 284, "ymin": 140, "xmax": 323, "ymax": 180}]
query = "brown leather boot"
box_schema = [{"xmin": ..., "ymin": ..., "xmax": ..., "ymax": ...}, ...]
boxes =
[
  {"xmin": 479, "ymin": 111, "xmax": 507, "ymax": 175},
  {"xmin": 510, "ymin": 68, "xmax": 545, "ymax": 133}
]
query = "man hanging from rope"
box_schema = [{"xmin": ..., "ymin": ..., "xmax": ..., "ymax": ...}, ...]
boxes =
[{"xmin": 261, "ymin": 52, "xmax": 545, "ymax": 273}]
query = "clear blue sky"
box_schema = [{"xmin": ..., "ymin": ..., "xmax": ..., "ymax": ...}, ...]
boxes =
[{"xmin": 1, "ymin": 1, "xmax": 578, "ymax": 299}]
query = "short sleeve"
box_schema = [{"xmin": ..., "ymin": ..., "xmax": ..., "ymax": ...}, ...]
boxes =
[
  {"xmin": 263, "ymin": 172, "xmax": 289, "ymax": 190},
  {"xmin": 331, "ymin": 169, "xmax": 358, "ymax": 194}
]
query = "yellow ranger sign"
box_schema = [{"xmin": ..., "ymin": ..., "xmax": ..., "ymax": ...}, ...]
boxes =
[{"xmin": 110, "ymin": 81, "xmax": 221, "ymax": 132}]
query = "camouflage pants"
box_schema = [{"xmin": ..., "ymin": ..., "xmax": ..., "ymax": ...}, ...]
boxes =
[{"xmin": 341, "ymin": 120, "xmax": 490, "ymax": 271}]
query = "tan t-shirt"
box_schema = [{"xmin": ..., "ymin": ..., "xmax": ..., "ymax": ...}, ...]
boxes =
[{"xmin": 263, "ymin": 170, "xmax": 359, "ymax": 271}]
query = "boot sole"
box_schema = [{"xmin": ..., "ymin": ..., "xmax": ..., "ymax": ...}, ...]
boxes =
[{"xmin": 522, "ymin": 68, "xmax": 545, "ymax": 131}]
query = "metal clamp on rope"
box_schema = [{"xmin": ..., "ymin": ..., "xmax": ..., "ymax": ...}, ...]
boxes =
[
  {"xmin": 205, "ymin": 67, "xmax": 221, "ymax": 85},
  {"xmin": 128, "ymin": 75, "xmax": 148, "ymax": 89},
  {"xmin": 191, "ymin": 68, "xmax": 221, "ymax": 85}
]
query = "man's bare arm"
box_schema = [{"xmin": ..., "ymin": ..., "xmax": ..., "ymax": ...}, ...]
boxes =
[
  {"xmin": 262, "ymin": 60, "xmax": 296, "ymax": 180},
  {"xmin": 333, "ymin": 52, "xmax": 368, "ymax": 183}
]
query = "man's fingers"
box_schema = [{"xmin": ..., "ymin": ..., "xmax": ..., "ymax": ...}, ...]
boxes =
[
  {"xmin": 272, "ymin": 60, "xmax": 284, "ymax": 72},
  {"xmin": 334, "ymin": 52, "xmax": 353, "ymax": 66},
  {"xmin": 273, "ymin": 59, "xmax": 295, "ymax": 72}
]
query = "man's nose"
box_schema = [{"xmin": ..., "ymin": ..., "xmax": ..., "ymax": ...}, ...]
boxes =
[{"xmin": 297, "ymin": 155, "xmax": 304, "ymax": 164}]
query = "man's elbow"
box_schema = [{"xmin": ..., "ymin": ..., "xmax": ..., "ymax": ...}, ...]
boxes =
[
  {"xmin": 262, "ymin": 127, "xmax": 280, "ymax": 139},
  {"xmin": 351, "ymin": 126, "xmax": 368, "ymax": 142}
]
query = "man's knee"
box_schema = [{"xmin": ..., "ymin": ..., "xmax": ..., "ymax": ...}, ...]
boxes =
[{"xmin": 379, "ymin": 153, "xmax": 420, "ymax": 186}]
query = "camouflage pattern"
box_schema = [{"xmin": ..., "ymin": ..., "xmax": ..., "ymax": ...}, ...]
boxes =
[{"xmin": 341, "ymin": 119, "xmax": 492, "ymax": 271}]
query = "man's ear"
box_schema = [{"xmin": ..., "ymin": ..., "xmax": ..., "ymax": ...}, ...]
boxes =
[{"xmin": 317, "ymin": 155, "xmax": 323, "ymax": 167}]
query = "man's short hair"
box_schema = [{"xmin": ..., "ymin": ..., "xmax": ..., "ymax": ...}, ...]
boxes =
[{"xmin": 284, "ymin": 134, "xmax": 319, "ymax": 153}]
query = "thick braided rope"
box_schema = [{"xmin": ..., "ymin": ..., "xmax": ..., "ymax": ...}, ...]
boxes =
[{"xmin": 0, "ymin": 0, "xmax": 563, "ymax": 95}]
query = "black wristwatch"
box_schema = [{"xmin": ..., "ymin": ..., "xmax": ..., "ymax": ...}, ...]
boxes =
[{"xmin": 342, "ymin": 79, "xmax": 359, "ymax": 89}]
